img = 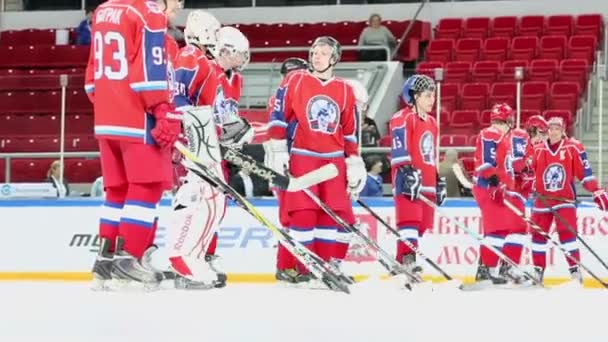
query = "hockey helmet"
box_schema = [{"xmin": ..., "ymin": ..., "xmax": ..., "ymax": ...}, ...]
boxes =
[
  {"xmin": 402, "ymin": 74, "xmax": 436, "ymax": 105},
  {"xmin": 184, "ymin": 10, "xmax": 221, "ymax": 49},
  {"xmin": 525, "ymin": 115, "xmax": 549, "ymax": 132},
  {"xmin": 490, "ymin": 103, "xmax": 514, "ymax": 123},
  {"xmin": 547, "ymin": 116, "xmax": 565, "ymax": 129},
  {"xmin": 345, "ymin": 79, "xmax": 370, "ymax": 112},
  {"xmin": 280, "ymin": 57, "xmax": 308, "ymax": 76},
  {"xmin": 309, "ymin": 36, "xmax": 342, "ymax": 70},
  {"xmin": 215, "ymin": 26, "xmax": 250, "ymax": 71}
]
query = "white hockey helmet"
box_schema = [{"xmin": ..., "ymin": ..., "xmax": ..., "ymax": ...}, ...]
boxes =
[
  {"xmin": 346, "ymin": 79, "xmax": 369, "ymax": 112},
  {"xmin": 215, "ymin": 26, "xmax": 250, "ymax": 71},
  {"xmin": 184, "ymin": 10, "xmax": 221, "ymax": 50}
]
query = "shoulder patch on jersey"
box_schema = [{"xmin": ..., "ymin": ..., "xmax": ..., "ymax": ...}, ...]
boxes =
[
  {"xmin": 420, "ymin": 130, "xmax": 436, "ymax": 166},
  {"xmin": 543, "ymin": 163, "xmax": 566, "ymax": 192},
  {"xmin": 145, "ymin": 1, "xmax": 164, "ymax": 14},
  {"xmin": 306, "ymin": 95, "xmax": 340, "ymax": 134}
]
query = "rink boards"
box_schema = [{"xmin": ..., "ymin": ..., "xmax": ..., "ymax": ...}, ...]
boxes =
[{"xmin": 1, "ymin": 198, "xmax": 608, "ymax": 286}]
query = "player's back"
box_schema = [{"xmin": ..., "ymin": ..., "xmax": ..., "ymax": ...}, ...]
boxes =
[
  {"xmin": 474, "ymin": 126, "xmax": 507, "ymax": 183},
  {"xmin": 173, "ymin": 45, "xmax": 217, "ymax": 108},
  {"xmin": 85, "ymin": 0, "xmax": 169, "ymax": 142}
]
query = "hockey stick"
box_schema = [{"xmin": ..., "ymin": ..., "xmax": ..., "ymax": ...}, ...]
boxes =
[
  {"xmin": 220, "ymin": 146, "xmax": 338, "ymax": 192},
  {"xmin": 534, "ymin": 193, "xmax": 608, "ymax": 273},
  {"xmin": 356, "ymin": 199, "xmax": 454, "ymax": 281},
  {"xmin": 175, "ymin": 142, "xmax": 351, "ymax": 294},
  {"xmin": 534, "ymin": 194, "xmax": 598, "ymax": 208},
  {"xmin": 302, "ymin": 188, "xmax": 422, "ymax": 286},
  {"xmin": 503, "ymin": 199, "xmax": 608, "ymax": 289},
  {"xmin": 418, "ymin": 194, "xmax": 543, "ymax": 286}
]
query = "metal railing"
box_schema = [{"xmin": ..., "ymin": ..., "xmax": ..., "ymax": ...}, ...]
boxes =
[{"xmin": 250, "ymin": 45, "xmax": 391, "ymax": 62}]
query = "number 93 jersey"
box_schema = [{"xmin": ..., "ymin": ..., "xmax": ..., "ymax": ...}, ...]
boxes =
[
  {"xmin": 389, "ymin": 109, "xmax": 438, "ymax": 192},
  {"xmin": 85, "ymin": 0, "xmax": 171, "ymax": 144}
]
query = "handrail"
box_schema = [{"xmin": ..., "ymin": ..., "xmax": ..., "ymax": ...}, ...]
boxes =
[
  {"xmin": 391, "ymin": 0, "xmax": 429, "ymax": 60},
  {"xmin": 250, "ymin": 45, "xmax": 391, "ymax": 62}
]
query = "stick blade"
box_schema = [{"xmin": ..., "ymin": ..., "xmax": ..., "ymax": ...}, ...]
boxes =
[{"xmin": 286, "ymin": 163, "xmax": 338, "ymax": 192}]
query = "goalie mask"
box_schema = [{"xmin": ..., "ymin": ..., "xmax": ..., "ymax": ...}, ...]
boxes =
[
  {"xmin": 184, "ymin": 10, "xmax": 221, "ymax": 53},
  {"xmin": 214, "ymin": 26, "xmax": 250, "ymax": 71},
  {"xmin": 309, "ymin": 36, "xmax": 341, "ymax": 73}
]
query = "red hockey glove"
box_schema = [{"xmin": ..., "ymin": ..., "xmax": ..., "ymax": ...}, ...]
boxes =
[
  {"xmin": 593, "ymin": 189, "xmax": 608, "ymax": 211},
  {"xmin": 151, "ymin": 103, "xmax": 183, "ymax": 149}
]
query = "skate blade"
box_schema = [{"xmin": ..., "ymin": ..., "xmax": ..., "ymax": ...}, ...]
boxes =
[
  {"xmin": 90, "ymin": 278, "xmax": 111, "ymax": 292},
  {"xmin": 459, "ymin": 280, "xmax": 495, "ymax": 291},
  {"xmin": 107, "ymin": 278, "xmax": 160, "ymax": 292}
]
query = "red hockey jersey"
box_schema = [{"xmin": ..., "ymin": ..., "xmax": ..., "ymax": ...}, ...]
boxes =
[
  {"xmin": 473, "ymin": 126, "xmax": 509, "ymax": 187},
  {"xmin": 85, "ymin": 0, "xmax": 170, "ymax": 144},
  {"xmin": 172, "ymin": 45, "xmax": 219, "ymax": 110},
  {"xmin": 212, "ymin": 62, "xmax": 242, "ymax": 123},
  {"xmin": 389, "ymin": 109, "xmax": 438, "ymax": 193},
  {"xmin": 267, "ymin": 72, "xmax": 358, "ymax": 158},
  {"xmin": 531, "ymin": 138, "xmax": 599, "ymax": 211},
  {"xmin": 165, "ymin": 34, "xmax": 179, "ymax": 65}
]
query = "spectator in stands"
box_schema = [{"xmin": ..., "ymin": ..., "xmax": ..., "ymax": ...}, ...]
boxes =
[
  {"xmin": 438, "ymin": 149, "xmax": 472, "ymax": 197},
  {"xmin": 358, "ymin": 13, "xmax": 397, "ymax": 61},
  {"xmin": 360, "ymin": 155, "xmax": 384, "ymax": 197},
  {"xmin": 90, "ymin": 176, "xmax": 105, "ymax": 198},
  {"xmin": 46, "ymin": 160, "xmax": 70, "ymax": 198},
  {"xmin": 76, "ymin": 8, "xmax": 94, "ymax": 45},
  {"xmin": 362, "ymin": 116, "xmax": 380, "ymax": 147},
  {"xmin": 229, "ymin": 168, "xmax": 270, "ymax": 198}
]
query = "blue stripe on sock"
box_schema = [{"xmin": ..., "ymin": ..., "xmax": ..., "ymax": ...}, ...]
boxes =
[
  {"xmin": 120, "ymin": 217, "xmax": 154, "ymax": 229},
  {"xmin": 103, "ymin": 201, "xmax": 124, "ymax": 209},
  {"xmin": 99, "ymin": 218, "xmax": 119, "ymax": 227},
  {"xmin": 124, "ymin": 200, "xmax": 158, "ymax": 209}
]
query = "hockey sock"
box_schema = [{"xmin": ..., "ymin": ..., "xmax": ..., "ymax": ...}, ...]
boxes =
[
  {"xmin": 276, "ymin": 239, "xmax": 294, "ymax": 270},
  {"xmin": 144, "ymin": 217, "xmax": 159, "ymax": 249},
  {"xmin": 118, "ymin": 182, "xmax": 164, "ymax": 259},
  {"xmin": 99, "ymin": 184, "xmax": 128, "ymax": 253},
  {"xmin": 396, "ymin": 222, "xmax": 419, "ymax": 262},
  {"xmin": 503, "ymin": 233, "xmax": 528, "ymax": 266},
  {"xmin": 314, "ymin": 211, "xmax": 341, "ymax": 262},
  {"xmin": 206, "ymin": 232, "xmax": 218, "ymax": 256},
  {"xmin": 531, "ymin": 233, "xmax": 548, "ymax": 269},
  {"xmin": 288, "ymin": 209, "xmax": 317, "ymax": 273},
  {"xmin": 480, "ymin": 231, "xmax": 506, "ymax": 268},
  {"xmin": 558, "ymin": 230, "xmax": 580, "ymax": 268}
]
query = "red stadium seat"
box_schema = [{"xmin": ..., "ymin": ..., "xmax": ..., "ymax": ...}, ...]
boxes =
[
  {"xmin": 0, "ymin": 158, "xmax": 5, "ymax": 182},
  {"xmin": 491, "ymin": 16, "xmax": 517, "ymax": 38},
  {"xmin": 546, "ymin": 15, "xmax": 574, "ymax": 37},
  {"xmin": 559, "ymin": 59, "xmax": 589, "ymax": 90},
  {"xmin": 415, "ymin": 61, "xmax": 443, "ymax": 78},
  {"xmin": 510, "ymin": 36, "xmax": 538, "ymax": 60},
  {"xmin": 444, "ymin": 61, "xmax": 471, "ymax": 84},
  {"xmin": 550, "ymin": 82, "xmax": 580, "ymax": 113},
  {"xmin": 1, "ymin": 135, "xmax": 59, "ymax": 153},
  {"xmin": 66, "ymin": 134, "xmax": 98, "ymax": 152},
  {"xmin": 439, "ymin": 83, "xmax": 460, "ymax": 113},
  {"xmin": 64, "ymin": 159, "xmax": 102, "ymax": 183},
  {"xmin": 519, "ymin": 15, "xmax": 545, "ymax": 37},
  {"xmin": 540, "ymin": 35, "xmax": 567, "ymax": 60},
  {"xmin": 451, "ymin": 110, "xmax": 480, "ymax": 129},
  {"xmin": 461, "ymin": 83, "xmax": 489, "ymax": 110},
  {"xmin": 568, "ymin": 35, "xmax": 597, "ymax": 64},
  {"xmin": 501, "ymin": 60, "xmax": 528, "ymax": 81},
  {"xmin": 529, "ymin": 59, "xmax": 559, "ymax": 82},
  {"xmin": 10, "ymin": 158, "xmax": 55, "ymax": 182},
  {"xmin": 575, "ymin": 14, "xmax": 603, "ymax": 42},
  {"xmin": 0, "ymin": 114, "xmax": 22, "ymax": 135},
  {"xmin": 483, "ymin": 37, "xmax": 509, "ymax": 61},
  {"xmin": 490, "ymin": 82, "xmax": 517, "ymax": 108},
  {"xmin": 435, "ymin": 18, "xmax": 463, "ymax": 39},
  {"xmin": 544, "ymin": 109, "xmax": 574, "ymax": 128},
  {"xmin": 24, "ymin": 114, "xmax": 61, "ymax": 134},
  {"xmin": 521, "ymin": 82, "xmax": 549, "ymax": 112},
  {"xmin": 67, "ymin": 90, "xmax": 92, "ymax": 113},
  {"xmin": 480, "ymin": 110, "xmax": 493, "ymax": 127},
  {"xmin": 0, "ymin": 91, "xmax": 61, "ymax": 114},
  {"xmin": 426, "ymin": 39, "xmax": 454, "ymax": 63},
  {"xmin": 0, "ymin": 29, "xmax": 56, "ymax": 46},
  {"xmin": 464, "ymin": 17, "xmax": 491, "ymax": 39},
  {"xmin": 455, "ymin": 38, "xmax": 482, "ymax": 62},
  {"xmin": 440, "ymin": 134, "xmax": 468, "ymax": 147},
  {"xmin": 66, "ymin": 114, "xmax": 94, "ymax": 134},
  {"xmin": 472, "ymin": 61, "xmax": 500, "ymax": 83}
]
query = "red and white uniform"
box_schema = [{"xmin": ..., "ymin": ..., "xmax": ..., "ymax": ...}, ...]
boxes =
[
  {"xmin": 529, "ymin": 138, "xmax": 600, "ymax": 269},
  {"xmin": 389, "ymin": 109, "xmax": 437, "ymax": 262},
  {"xmin": 172, "ymin": 46, "xmax": 219, "ymax": 109},
  {"xmin": 84, "ymin": 0, "xmax": 172, "ymax": 259},
  {"xmin": 165, "ymin": 34, "xmax": 180, "ymax": 66},
  {"xmin": 268, "ymin": 71, "xmax": 358, "ymax": 265}
]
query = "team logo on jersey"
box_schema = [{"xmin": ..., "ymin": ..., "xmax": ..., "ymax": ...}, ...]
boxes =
[
  {"xmin": 420, "ymin": 131, "xmax": 435, "ymax": 166},
  {"xmin": 306, "ymin": 95, "xmax": 340, "ymax": 134},
  {"xmin": 212, "ymin": 86, "xmax": 227, "ymax": 124},
  {"xmin": 543, "ymin": 163, "xmax": 566, "ymax": 192},
  {"xmin": 167, "ymin": 62, "xmax": 176, "ymax": 102}
]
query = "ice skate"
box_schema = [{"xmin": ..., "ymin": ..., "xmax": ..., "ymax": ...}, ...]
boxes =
[
  {"xmin": 275, "ymin": 268, "xmax": 312, "ymax": 285},
  {"xmin": 329, "ymin": 258, "xmax": 355, "ymax": 284},
  {"xmin": 390, "ymin": 254, "xmax": 423, "ymax": 290},
  {"xmin": 556, "ymin": 266, "xmax": 584, "ymax": 289},
  {"xmin": 174, "ymin": 274, "xmax": 216, "ymax": 290},
  {"xmin": 110, "ymin": 238, "xmax": 162, "ymax": 291},
  {"xmin": 460, "ymin": 264, "xmax": 507, "ymax": 291},
  {"xmin": 206, "ymin": 254, "xmax": 227, "ymax": 288},
  {"xmin": 91, "ymin": 238, "xmax": 113, "ymax": 291}
]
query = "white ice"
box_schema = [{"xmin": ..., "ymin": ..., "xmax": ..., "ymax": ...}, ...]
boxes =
[{"xmin": 1, "ymin": 279, "xmax": 607, "ymax": 342}]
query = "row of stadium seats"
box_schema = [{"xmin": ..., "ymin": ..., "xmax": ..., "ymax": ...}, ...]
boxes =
[
  {"xmin": 416, "ymin": 59, "xmax": 588, "ymax": 88},
  {"xmin": 0, "ymin": 114, "xmax": 92, "ymax": 135},
  {"xmin": 426, "ymin": 35, "xmax": 597, "ymax": 64},
  {"xmin": 0, "ymin": 45, "xmax": 89, "ymax": 68},
  {"xmin": 0, "ymin": 158, "xmax": 100, "ymax": 183},
  {"xmin": 0, "ymin": 90, "xmax": 90, "ymax": 114},
  {"xmin": 0, "ymin": 74, "xmax": 84, "ymax": 91},
  {"xmin": 0, "ymin": 68, "xmax": 84, "ymax": 76},
  {"xmin": 0, "ymin": 134, "xmax": 98, "ymax": 153},
  {"xmin": 435, "ymin": 14, "xmax": 603, "ymax": 41}
]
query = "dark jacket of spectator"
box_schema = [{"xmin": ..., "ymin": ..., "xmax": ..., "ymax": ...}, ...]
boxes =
[
  {"xmin": 360, "ymin": 156, "xmax": 384, "ymax": 197},
  {"xmin": 76, "ymin": 11, "xmax": 93, "ymax": 45}
]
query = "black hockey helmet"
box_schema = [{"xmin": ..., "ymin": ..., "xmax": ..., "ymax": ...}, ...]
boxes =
[
  {"xmin": 280, "ymin": 57, "xmax": 309, "ymax": 76},
  {"xmin": 309, "ymin": 36, "xmax": 341, "ymax": 71}
]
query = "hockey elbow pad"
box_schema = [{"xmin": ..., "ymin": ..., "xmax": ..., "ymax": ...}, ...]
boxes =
[{"xmin": 396, "ymin": 165, "xmax": 421, "ymax": 201}]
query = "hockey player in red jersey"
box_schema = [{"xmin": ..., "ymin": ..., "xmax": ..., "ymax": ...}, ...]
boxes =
[
  {"xmin": 267, "ymin": 58, "xmax": 312, "ymax": 284},
  {"xmin": 265, "ymin": 37, "xmax": 366, "ymax": 282},
  {"xmin": 86, "ymin": 0, "xmax": 183, "ymax": 288},
  {"xmin": 389, "ymin": 74, "xmax": 445, "ymax": 280},
  {"xmin": 529, "ymin": 116, "xmax": 608, "ymax": 284}
]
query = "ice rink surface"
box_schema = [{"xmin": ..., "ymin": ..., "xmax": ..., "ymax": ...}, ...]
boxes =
[{"xmin": 1, "ymin": 279, "xmax": 607, "ymax": 342}]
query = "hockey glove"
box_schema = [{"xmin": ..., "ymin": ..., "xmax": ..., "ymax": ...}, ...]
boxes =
[
  {"xmin": 593, "ymin": 189, "xmax": 608, "ymax": 211},
  {"xmin": 436, "ymin": 175, "xmax": 447, "ymax": 206},
  {"xmin": 151, "ymin": 103, "xmax": 183, "ymax": 149},
  {"xmin": 263, "ymin": 139, "xmax": 290, "ymax": 176},
  {"xmin": 345, "ymin": 156, "xmax": 367, "ymax": 199},
  {"xmin": 396, "ymin": 165, "xmax": 421, "ymax": 201},
  {"xmin": 219, "ymin": 117, "xmax": 255, "ymax": 149}
]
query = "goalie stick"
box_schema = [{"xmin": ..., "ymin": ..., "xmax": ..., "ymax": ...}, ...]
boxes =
[
  {"xmin": 418, "ymin": 194, "xmax": 543, "ymax": 287},
  {"xmin": 302, "ymin": 188, "xmax": 422, "ymax": 287},
  {"xmin": 503, "ymin": 199, "xmax": 608, "ymax": 289},
  {"xmin": 174, "ymin": 142, "xmax": 351, "ymax": 294}
]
